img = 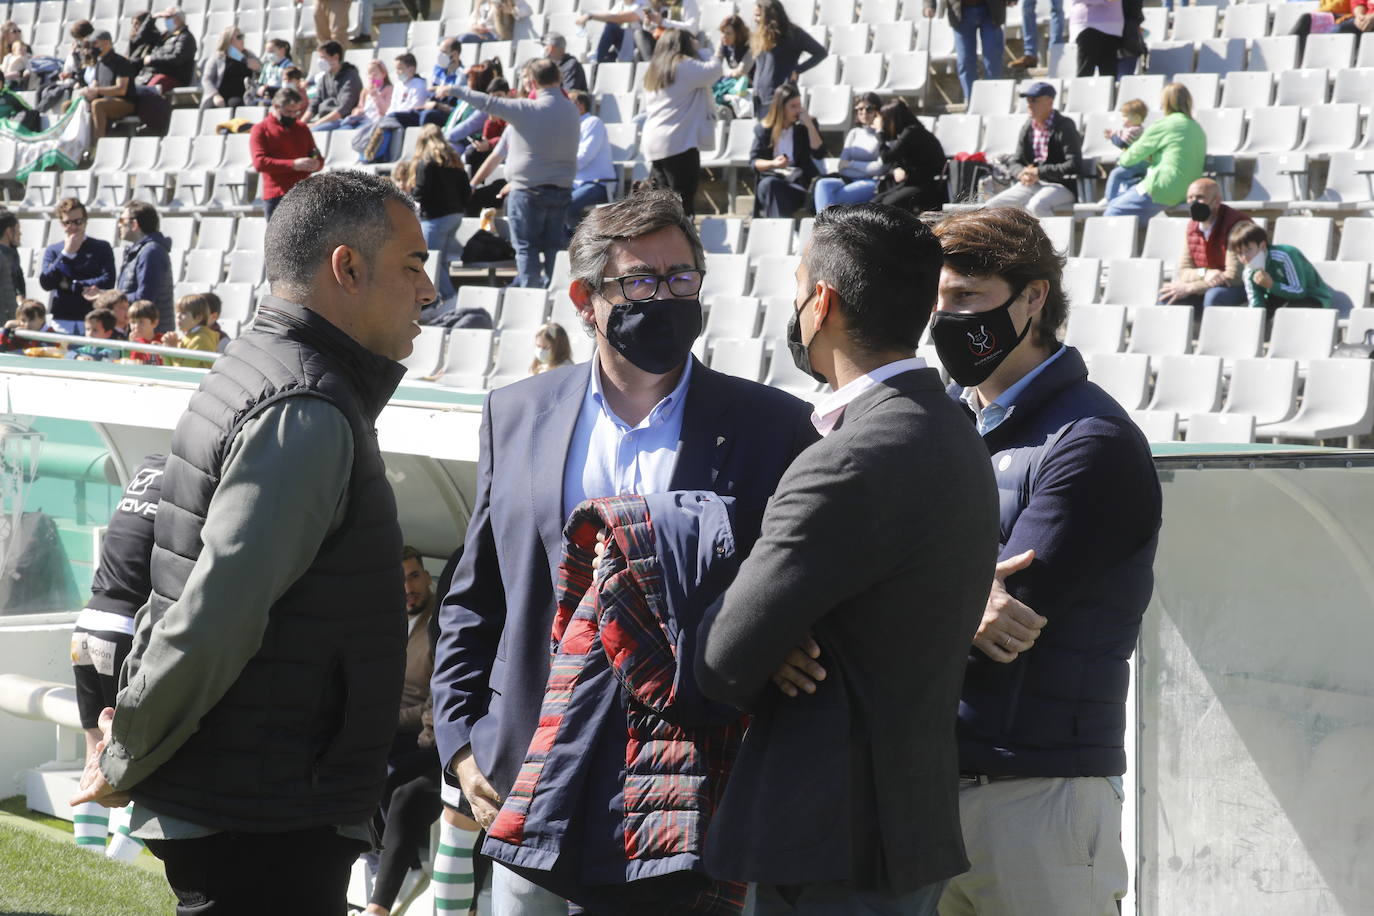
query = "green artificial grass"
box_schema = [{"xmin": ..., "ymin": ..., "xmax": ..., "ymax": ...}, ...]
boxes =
[
  {"xmin": 0, "ymin": 822, "xmax": 175, "ymax": 915},
  {"xmin": 0, "ymin": 795, "xmax": 71, "ymax": 834}
]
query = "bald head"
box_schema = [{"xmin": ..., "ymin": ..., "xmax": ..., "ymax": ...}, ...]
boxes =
[{"xmin": 1187, "ymin": 178, "xmax": 1220, "ymax": 207}]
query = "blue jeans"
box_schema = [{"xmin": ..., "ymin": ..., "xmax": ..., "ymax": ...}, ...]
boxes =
[
  {"xmin": 506, "ymin": 186, "xmax": 572, "ymax": 288},
  {"xmin": 422, "ymin": 212, "xmax": 465, "ymax": 301},
  {"xmin": 954, "ymin": 4, "xmax": 1005, "ymax": 100},
  {"xmin": 313, "ymin": 113, "xmax": 369, "ymax": 132},
  {"xmin": 596, "ymin": 22, "xmax": 626, "ymax": 62},
  {"xmin": 1021, "ymin": 0, "xmax": 1065, "ymax": 58},
  {"xmin": 1103, "ymin": 184, "xmax": 1164, "ymax": 226},
  {"xmin": 1104, "ymin": 162, "xmax": 1147, "ymax": 201},
  {"xmin": 814, "ymin": 177, "xmax": 879, "ymax": 211},
  {"xmin": 567, "ymin": 181, "xmax": 611, "ymax": 234}
]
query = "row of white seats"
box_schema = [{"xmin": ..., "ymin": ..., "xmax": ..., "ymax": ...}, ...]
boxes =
[
  {"xmin": 1067, "ymin": 305, "xmax": 1350, "ymax": 364},
  {"xmin": 1039, "ymin": 215, "xmax": 1365, "ymax": 267}
]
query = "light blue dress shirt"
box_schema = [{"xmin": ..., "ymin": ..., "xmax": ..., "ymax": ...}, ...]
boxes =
[
  {"xmin": 561, "ymin": 356, "xmax": 694, "ymax": 519},
  {"xmin": 961, "ymin": 345, "xmax": 1067, "ymax": 436}
]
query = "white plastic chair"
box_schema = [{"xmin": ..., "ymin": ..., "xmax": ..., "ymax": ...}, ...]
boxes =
[
  {"xmin": 1272, "ymin": 216, "xmax": 1334, "ymax": 260},
  {"xmin": 699, "ymin": 218, "xmax": 745, "ymax": 254},
  {"xmin": 1064, "ymin": 76, "xmax": 1114, "ymax": 114},
  {"xmin": 1337, "ymin": 216, "xmax": 1374, "ymax": 260},
  {"xmin": 1061, "ymin": 257, "xmax": 1101, "ymax": 306},
  {"xmin": 1314, "ymin": 260, "xmax": 1370, "ymax": 311},
  {"xmin": 1147, "ymin": 354, "xmax": 1223, "ymax": 414},
  {"xmin": 700, "ymin": 253, "xmax": 751, "ymax": 301},
  {"xmin": 1078, "ymin": 217, "xmax": 1138, "ymax": 261},
  {"xmin": 1249, "ymin": 35, "xmax": 1301, "ymax": 73},
  {"xmin": 967, "ymin": 79, "xmax": 1015, "ymax": 116},
  {"xmin": 434, "ymin": 328, "xmax": 495, "ymax": 388},
  {"xmin": 1267, "ymin": 308, "xmax": 1337, "ymax": 362},
  {"xmin": 1257, "ymin": 358, "xmax": 1374, "ymax": 445},
  {"xmin": 1186, "ymin": 412, "xmax": 1256, "ymax": 443},
  {"xmin": 1197, "ymin": 307, "xmax": 1265, "ymax": 361},
  {"xmin": 749, "ymin": 255, "xmax": 802, "ymax": 299},
  {"xmin": 1301, "ymin": 33, "xmax": 1357, "ymax": 71},
  {"xmin": 1088, "ymin": 352, "xmax": 1152, "ymax": 409},
  {"xmin": 1220, "ymin": 71, "xmax": 1274, "ymax": 109},
  {"xmin": 1196, "ymin": 38, "xmax": 1247, "ymax": 76},
  {"xmin": 1225, "ymin": 357, "xmax": 1299, "ymax": 426},
  {"xmin": 1129, "ymin": 410, "xmax": 1180, "ymax": 442},
  {"xmin": 1237, "ymin": 106, "xmax": 1302, "ymax": 156},
  {"xmin": 1295, "ymin": 104, "xmax": 1361, "ymax": 157},
  {"xmin": 743, "ymin": 219, "xmax": 796, "ymax": 263},
  {"xmin": 497, "ymin": 288, "xmax": 549, "ymax": 332},
  {"xmin": 1275, "ymin": 68, "xmax": 1329, "ymax": 108},
  {"xmin": 708, "ymin": 337, "xmax": 767, "ymax": 381},
  {"xmin": 1126, "ymin": 305, "xmax": 1193, "ymax": 358},
  {"xmin": 402, "ymin": 325, "xmax": 448, "ymax": 379},
  {"xmin": 704, "ymin": 297, "xmax": 762, "ymax": 340},
  {"xmin": 1064, "ymin": 304, "xmax": 1126, "ymax": 355},
  {"xmin": 1236, "ymin": 153, "xmax": 1309, "ymax": 206}
]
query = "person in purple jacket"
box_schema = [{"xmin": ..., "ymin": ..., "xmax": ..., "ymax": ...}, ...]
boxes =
[{"xmin": 40, "ymin": 198, "xmax": 116, "ymax": 334}]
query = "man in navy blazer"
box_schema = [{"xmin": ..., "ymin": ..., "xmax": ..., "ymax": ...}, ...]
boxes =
[{"xmin": 431, "ymin": 187, "xmax": 817, "ymax": 913}]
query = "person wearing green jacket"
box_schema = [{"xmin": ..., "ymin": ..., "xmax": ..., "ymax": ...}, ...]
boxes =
[
  {"xmin": 1104, "ymin": 82, "xmax": 1207, "ymax": 226},
  {"xmin": 1228, "ymin": 221, "xmax": 1351, "ymax": 318}
]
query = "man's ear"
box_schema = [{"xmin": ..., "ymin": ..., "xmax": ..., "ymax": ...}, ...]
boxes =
[
  {"xmin": 569, "ymin": 279, "xmax": 597, "ymax": 326},
  {"xmin": 1023, "ymin": 278, "xmax": 1050, "ymax": 320},
  {"xmin": 813, "ymin": 280, "xmax": 837, "ymax": 330},
  {"xmin": 330, "ymin": 245, "xmax": 364, "ymax": 294}
]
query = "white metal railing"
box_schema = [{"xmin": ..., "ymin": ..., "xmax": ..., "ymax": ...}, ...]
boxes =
[{"xmin": 13, "ymin": 329, "xmax": 219, "ymax": 364}]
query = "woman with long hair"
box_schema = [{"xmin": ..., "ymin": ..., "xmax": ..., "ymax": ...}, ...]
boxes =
[
  {"xmin": 751, "ymin": 84, "xmax": 825, "ymax": 218},
  {"xmin": 530, "ymin": 322, "xmax": 574, "ymax": 374},
  {"xmin": 412, "ymin": 124, "xmax": 473, "ymax": 301},
  {"xmin": 749, "ymin": 0, "xmax": 826, "ymax": 117},
  {"xmin": 870, "ymin": 98, "xmax": 949, "ymax": 214},
  {"xmin": 199, "ymin": 26, "xmax": 261, "ymax": 109},
  {"xmin": 641, "ymin": 28, "xmax": 721, "ymax": 217},
  {"xmin": 812, "ymin": 91, "xmax": 884, "ymax": 211},
  {"xmin": 1103, "ymin": 82, "xmax": 1205, "ymax": 226},
  {"xmin": 716, "ymin": 14, "xmax": 754, "ymax": 77}
]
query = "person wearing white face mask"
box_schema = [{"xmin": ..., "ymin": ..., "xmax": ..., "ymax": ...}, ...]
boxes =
[
  {"xmin": 306, "ymin": 40, "xmax": 362, "ymax": 129},
  {"xmin": 141, "ymin": 7, "xmax": 196, "ymax": 94},
  {"xmin": 255, "ymin": 39, "xmax": 294, "ymax": 103},
  {"xmin": 199, "ymin": 26, "xmax": 262, "ymax": 110},
  {"xmin": 529, "ymin": 322, "xmax": 574, "ymax": 375},
  {"xmin": 1227, "ymin": 222, "xmax": 1345, "ymax": 320}
]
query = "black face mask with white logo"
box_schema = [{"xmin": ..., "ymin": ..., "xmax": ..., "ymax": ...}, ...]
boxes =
[
  {"xmin": 1189, "ymin": 201, "xmax": 1212, "ymax": 222},
  {"xmin": 603, "ymin": 297, "xmax": 702, "ymax": 375},
  {"xmin": 928, "ymin": 286, "xmax": 1031, "ymax": 388},
  {"xmin": 787, "ymin": 290, "xmax": 827, "ymax": 384}
]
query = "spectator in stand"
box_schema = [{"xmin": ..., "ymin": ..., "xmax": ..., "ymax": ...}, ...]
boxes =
[
  {"xmin": 1099, "ymin": 98, "xmax": 1148, "ymax": 203},
  {"xmin": 985, "ymin": 81, "xmax": 1082, "ymax": 218},
  {"xmin": 307, "ymin": 40, "xmax": 363, "ymax": 129},
  {"xmin": 255, "ymin": 39, "xmax": 294, "ymax": 104},
  {"xmin": 1104, "ymin": 82, "xmax": 1205, "ymax": 226},
  {"xmin": 312, "ymin": 0, "xmax": 353, "ymax": 49},
  {"xmin": 81, "ymin": 31, "xmax": 140, "ymax": 140},
  {"xmin": 449, "ymin": 58, "xmax": 580, "ymax": 288},
  {"xmin": 164, "ymin": 292, "xmax": 221, "ymax": 367},
  {"xmin": 93, "ymin": 289, "xmax": 130, "ymax": 338},
  {"xmin": 752, "ymin": 83, "xmax": 826, "ymax": 218},
  {"xmin": 579, "ymin": 0, "xmax": 654, "ymax": 63},
  {"xmin": 282, "ymin": 66, "xmax": 308, "ymax": 97},
  {"xmin": 3, "ymin": 39, "xmax": 30, "ymax": 91},
  {"xmin": 926, "ymin": 0, "xmax": 1006, "ymax": 100},
  {"xmin": 1158, "ymin": 179, "xmax": 1253, "ymax": 311},
  {"xmin": 1230, "ymin": 223, "xmax": 1346, "ymax": 319},
  {"xmin": 392, "ymin": 52, "xmax": 431, "ymax": 116},
  {"xmin": 1290, "ymin": 0, "xmax": 1374, "ymax": 54},
  {"xmin": 0, "ymin": 21, "xmax": 19, "ymax": 52},
  {"xmin": 106, "ymin": 202, "xmax": 175, "ymax": 334},
  {"xmin": 36, "ymin": 20, "xmax": 93, "ymax": 114},
  {"xmin": 391, "ymin": 39, "xmax": 464, "ymax": 130},
  {"xmin": 1069, "ymin": 0, "xmax": 1123, "ymax": 77},
  {"xmin": 461, "ymin": 77, "xmax": 509, "ymax": 174},
  {"xmin": 813, "ymin": 92, "xmax": 885, "ymax": 211},
  {"xmin": 411, "ymin": 124, "xmax": 472, "ymax": 302},
  {"xmin": 316, "ymin": 57, "xmax": 391, "ymax": 132},
  {"xmin": 641, "ymin": 29, "xmax": 721, "ymax": 219},
  {"xmin": 74, "ymin": 308, "xmax": 121, "ymax": 361},
  {"xmin": 41, "ymin": 199, "xmax": 116, "ymax": 334},
  {"xmin": 750, "ymin": 0, "xmax": 827, "ymax": 118},
  {"xmin": 713, "ymin": 14, "xmax": 754, "ymax": 112},
  {"xmin": 567, "ymin": 90, "xmax": 617, "ymax": 233},
  {"xmin": 530, "ymin": 321, "xmax": 573, "ymax": 373},
  {"xmin": 0, "ymin": 300, "xmax": 49, "ymax": 351},
  {"xmin": 458, "ymin": 0, "xmax": 533, "ymax": 43},
  {"xmin": 1009, "ymin": 0, "xmax": 1065, "ymax": 70},
  {"xmin": 126, "ymin": 300, "xmax": 163, "ymax": 365},
  {"xmin": 544, "ymin": 32, "xmax": 587, "ymax": 92},
  {"xmin": 0, "ymin": 211, "xmax": 23, "ymax": 324},
  {"xmin": 250, "ymin": 87, "xmax": 323, "ymax": 220},
  {"xmin": 870, "ymin": 98, "xmax": 949, "ymax": 213},
  {"xmin": 127, "ymin": 12, "xmax": 160, "ymax": 63},
  {"xmin": 141, "ymin": 8, "xmax": 197, "ymax": 95},
  {"xmin": 200, "ymin": 26, "xmax": 262, "ymax": 110}
]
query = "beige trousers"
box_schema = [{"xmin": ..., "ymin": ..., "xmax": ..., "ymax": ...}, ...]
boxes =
[
  {"xmin": 314, "ymin": 0, "xmax": 352, "ymax": 46},
  {"xmin": 939, "ymin": 776, "xmax": 1128, "ymax": 916}
]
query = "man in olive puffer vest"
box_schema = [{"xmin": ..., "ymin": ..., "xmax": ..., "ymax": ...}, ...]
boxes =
[{"xmin": 71, "ymin": 170, "xmax": 439, "ymax": 914}]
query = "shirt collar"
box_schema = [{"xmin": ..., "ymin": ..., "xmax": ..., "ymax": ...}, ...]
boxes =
[
  {"xmin": 811, "ymin": 356, "xmax": 926, "ymax": 436},
  {"xmin": 1032, "ymin": 110, "xmax": 1054, "ymax": 129},
  {"xmin": 961, "ymin": 345, "xmax": 1066, "ymax": 435},
  {"xmin": 588, "ymin": 353, "xmax": 694, "ymax": 430}
]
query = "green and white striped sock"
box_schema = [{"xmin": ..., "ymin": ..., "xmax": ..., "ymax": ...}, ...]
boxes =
[
  {"xmin": 432, "ymin": 820, "xmax": 477, "ymax": 912},
  {"xmin": 72, "ymin": 801, "xmax": 109, "ymax": 852},
  {"xmin": 105, "ymin": 803, "xmax": 145, "ymax": 862}
]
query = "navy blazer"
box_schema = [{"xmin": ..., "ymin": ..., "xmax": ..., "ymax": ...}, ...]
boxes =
[{"xmin": 431, "ymin": 357, "xmax": 818, "ymax": 800}]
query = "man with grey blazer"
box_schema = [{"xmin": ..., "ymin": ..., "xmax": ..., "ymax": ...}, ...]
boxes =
[{"xmin": 697, "ymin": 203, "xmax": 1002, "ymax": 915}]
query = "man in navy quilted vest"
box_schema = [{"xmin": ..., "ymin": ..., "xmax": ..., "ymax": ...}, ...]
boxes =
[
  {"xmin": 929, "ymin": 207, "xmax": 1163, "ymax": 916},
  {"xmin": 70, "ymin": 170, "xmax": 437, "ymax": 915}
]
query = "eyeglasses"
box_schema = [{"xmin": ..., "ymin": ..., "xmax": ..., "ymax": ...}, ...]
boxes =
[
  {"xmin": 61, "ymin": 217, "xmax": 87, "ymax": 228},
  {"xmin": 602, "ymin": 269, "xmax": 705, "ymax": 301},
  {"xmin": 854, "ymin": 104, "xmax": 876, "ymax": 112}
]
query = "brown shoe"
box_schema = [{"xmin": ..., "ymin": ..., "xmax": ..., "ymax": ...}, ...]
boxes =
[{"xmin": 1009, "ymin": 54, "xmax": 1039, "ymax": 68}]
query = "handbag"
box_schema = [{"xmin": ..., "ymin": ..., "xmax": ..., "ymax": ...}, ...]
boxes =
[{"xmin": 1332, "ymin": 329, "xmax": 1374, "ymax": 359}]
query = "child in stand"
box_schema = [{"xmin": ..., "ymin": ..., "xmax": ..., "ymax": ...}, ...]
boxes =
[
  {"xmin": 163, "ymin": 293, "xmax": 221, "ymax": 367},
  {"xmin": 126, "ymin": 299, "xmax": 163, "ymax": 365},
  {"xmin": 93, "ymin": 289, "xmax": 130, "ymax": 338},
  {"xmin": 72, "ymin": 308, "xmax": 122, "ymax": 361},
  {"xmin": 3, "ymin": 40, "xmax": 30, "ymax": 90},
  {"xmin": 203, "ymin": 292, "xmax": 232, "ymax": 352},
  {"xmin": 1101, "ymin": 99, "xmax": 1149, "ymax": 204},
  {"xmin": 1229, "ymin": 221, "xmax": 1343, "ymax": 320},
  {"xmin": 0, "ymin": 300, "xmax": 48, "ymax": 351}
]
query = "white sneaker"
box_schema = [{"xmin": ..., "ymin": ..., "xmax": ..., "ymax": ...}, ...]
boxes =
[{"xmin": 391, "ymin": 868, "xmax": 432, "ymax": 916}]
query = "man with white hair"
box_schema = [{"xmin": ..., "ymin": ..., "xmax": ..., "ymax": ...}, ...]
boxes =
[
  {"xmin": 141, "ymin": 7, "xmax": 197, "ymax": 93},
  {"xmin": 543, "ymin": 32, "xmax": 587, "ymax": 92}
]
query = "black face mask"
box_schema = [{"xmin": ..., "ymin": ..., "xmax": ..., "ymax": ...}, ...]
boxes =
[
  {"xmin": 603, "ymin": 297, "xmax": 702, "ymax": 375},
  {"xmin": 1189, "ymin": 201, "xmax": 1212, "ymax": 222},
  {"xmin": 787, "ymin": 290, "xmax": 827, "ymax": 384},
  {"xmin": 277, "ymin": 113, "xmax": 296, "ymax": 127},
  {"xmin": 929, "ymin": 286, "xmax": 1032, "ymax": 388}
]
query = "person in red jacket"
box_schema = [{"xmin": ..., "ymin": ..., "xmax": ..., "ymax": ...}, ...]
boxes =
[
  {"xmin": 1157, "ymin": 177, "xmax": 1253, "ymax": 312},
  {"xmin": 249, "ymin": 87, "xmax": 323, "ymax": 219}
]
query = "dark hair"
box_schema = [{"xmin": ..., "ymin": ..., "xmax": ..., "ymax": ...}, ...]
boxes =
[
  {"xmin": 720, "ymin": 13, "xmax": 750, "ymax": 46},
  {"xmin": 878, "ymin": 98, "xmax": 918, "ymax": 139},
  {"xmin": 569, "ymin": 89, "xmax": 593, "ymax": 113},
  {"xmin": 264, "ymin": 170, "xmax": 415, "ymax": 296},
  {"xmin": 55, "ymin": 197, "xmax": 86, "ymax": 221},
  {"xmin": 124, "ymin": 200, "xmax": 159, "ymax": 234},
  {"xmin": 1228, "ymin": 220, "xmax": 1268, "ymax": 252},
  {"xmin": 268, "ymin": 38, "xmax": 291, "ymax": 56},
  {"xmin": 933, "ymin": 206, "xmax": 1069, "ymax": 348},
  {"xmin": 176, "ymin": 292, "xmax": 214, "ymax": 325},
  {"xmin": 273, "ymin": 86, "xmax": 304, "ymax": 106},
  {"xmin": 129, "ymin": 300, "xmax": 159, "ymax": 322},
  {"xmin": 402, "ymin": 545, "xmax": 423, "ymax": 563},
  {"xmin": 487, "ymin": 77, "xmax": 510, "ymax": 94},
  {"xmin": 18, "ymin": 300, "xmax": 45, "ymax": 322},
  {"xmin": 70, "ymin": 20, "xmax": 93, "ymax": 40},
  {"xmin": 395, "ymin": 52, "xmax": 417, "ymax": 70},
  {"xmin": 857, "ymin": 91, "xmax": 882, "ymax": 111},
  {"xmin": 202, "ymin": 291, "xmax": 222, "ymax": 317},
  {"xmin": 762, "ymin": 83, "xmax": 801, "ymax": 145},
  {"xmin": 319, "ymin": 40, "xmax": 343, "ymax": 59},
  {"xmin": 529, "ymin": 58, "xmax": 559, "ymax": 87},
  {"xmin": 569, "ymin": 187, "xmax": 705, "ymax": 295},
  {"xmin": 284, "ymin": 66, "xmax": 304, "ymax": 81},
  {"xmin": 643, "ymin": 28, "xmax": 697, "ymax": 92},
  {"xmin": 803, "ymin": 203, "xmax": 941, "ymax": 353},
  {"xmin": 85, "ymin": 308, "xmax": 116, "ymax": 333},
  {"xmin": 0, "ymin": 211, "xmax": 16, "ymax": 238},
  {"xmin": 93, "ymin": 289, "xmax": 128, "ymax": 312}
]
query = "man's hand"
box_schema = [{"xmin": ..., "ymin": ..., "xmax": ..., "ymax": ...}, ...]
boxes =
[
  {"xmin": 1205, "ymin": 271, "xmax": 1226, "ymax": 288},
  {"xmin": 771, "ymin": 634, "xmax": 826, "ymax": 698},
  {"xmin": 1019, "ymin": 165, "xmax": 1039, "ymax": 186},
  {"xmin": 971, "ymin": 550, "xmax": 1047, "ymax": 663},
  {"xmin": 69, "ymin": 708, "xmax": 131, "ymax": 809},
  {"xmin": 892, "ymin": 166, "xmax": 907, "ymax": 183},
  {"xmin": 292, "ymin": 156, "xmax": 322, "ymax": 172},
  {"xmin": 496, "ymin": 184, "xmax": 511, "ymax": 199},
  {"xmin": 1253, "ymin": 268, "xmax": 1273, "ymax": 290},
  {"xmin": 453, "ymin": 746, "xmax": 501, "ymax": 830},
  {"xmin": 83, "ymin": 286, "xmax": 103, "ymax": 301}
]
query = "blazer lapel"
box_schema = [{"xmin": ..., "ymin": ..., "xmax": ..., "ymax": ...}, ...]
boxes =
[
  {"xmin": 670, "ymin": 358, "xmax": 732, "ymax": 491},
  {"xmin": 532, "ymin": 363, "xmax": 593, "ymax": 569}
]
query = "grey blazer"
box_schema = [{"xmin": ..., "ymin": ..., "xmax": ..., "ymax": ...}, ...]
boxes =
[{"xmin": 697, "ymin": 367, "xmax": 1001, "ymax": 893}]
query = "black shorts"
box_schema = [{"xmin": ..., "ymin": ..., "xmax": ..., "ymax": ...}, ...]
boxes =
[{"xmin": 71, "ymin": 626, "xmax": 134, "ymax": 729}]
